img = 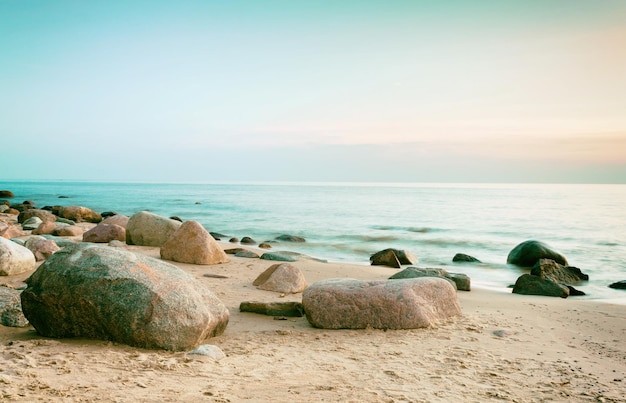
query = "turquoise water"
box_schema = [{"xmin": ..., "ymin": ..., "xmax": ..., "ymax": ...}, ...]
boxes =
[{"xmin": 3, "ymin": 181, "xmax": 626, "ymax": 301}]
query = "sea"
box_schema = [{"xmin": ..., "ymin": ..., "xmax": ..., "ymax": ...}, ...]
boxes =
[{"xmin": 3, "ymin": 181, "xmax": 626, "ymax": 303}]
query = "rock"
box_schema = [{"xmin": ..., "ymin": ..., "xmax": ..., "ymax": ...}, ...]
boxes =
[
  {"xmin": 224, "ymin": 248, "xmax": 246, "ymax": 255},
  {"xmin": 188, "ymin": 344, "xmax": 225, "ymax": 360},
  {"xmin": 241, "ymin": 236, "xmax": 256, "ymax": 245},
  {"xmin": 303, "ymin": 278, "xmax": 462, "ymax": 329},
  {"xmin": 229, "ymin": 237, "xmax": 239, "ymax": 243},
  {"xmin": 0, "ymin": 223, "xmax": 25, "ymax": 239},
  {"xmin": 566, "ymin": 285, "xmax": 586, "ymax": 296},
  {"xmin": 388, "ymin": 267, "xmax": 471, "ymax": 291},
  {"xmin": 58, "ymin": 206, "xmax": 102, "ymax": 223},
  {"xmin": 170, "ymin": 216, "xmax": 183, "ymax": 222},
  {"xmin": 0, "ymin": 237, "xmax": 36, "ymax": 276},
  {"xmin": 126, "ymin": 211, "xmax": 182, "ymax": 247},
  {"xmin": 32, "ymin": 221, "xmax": 58, "ymax": 235},
  {"xmin": 370, "ymin": 248, "xmax": 417, "ymax": 267},
  {"xmin": 253, "ymin": 263, "xmax": 307, "ymax": 294},
  {"xmin": 452, "ymin": 253, "xmax": 481, "ymax": 263},
  {"xmin": 0, "ymin": 190, "xmax": 14, "ymax": 198},
  {"xmin": 507, "ymin": 240, "xmax": 568, "ymax": 267},
  {"xmin": 20, "ymin": 243, "xmax": 229, "ymax": 351},
  {"xmin": 40, "ymin": 234, "xmax": 78, "ymax": 248},
  {"xmin": 21, "ymin": 216, "xmax": 43, "ymax": 230},
  {"xmin": 53, "ymin": 225, "xmax": 84, "ymax": 237},
  {"xmin": 18, "ymin": 209, "xmax": 56, "ymax": 224},
  {"xmin": 239, "ymin": 301, "xmax": 305, "ymax": 317},
  {"xmin": 234, "ymin": 250, "xmax": 259, "ymax": 258},
  {"xmin": 260, "ymin": 252, "xmax": 297, "ymax": 262},
  {"xmin": 101, "ymin": 211, "xmax": 118, "ymax": 218},
  {"xmin": 209, "ymin": 232, "xmax": 229, "ymax": 240},
  {"xmin": 160, "ymin": 220, "xmax": 229, "ymax": 265},
  {"xmin": 275, "ymin": 234, "xmax": 306, "ymax": 243},
  {"xmin": 609, "ymin": 280, "xmax": 626, "ymax": 290},
  {"xmin": 83, "ymin": 223, "xmax": 126, "ymax": 243},
  {"xmin": 370, "ymin": 249, "xmax": 401, "ymax": 268},
  {"xmin": 530, "ymin": 259, "xmax": 589, "ymax": 284},
  {"xmin": 258, "ymin": 243, "xmax": 272, "ymax": 249},
  {"xmin": 512, "ymin": 274, "xmax": 569, "ymax": 298},
  {"xmin": 101, "ymin": 214, "xmax": 130, "ymax": 228},
  {"xmin": 0, "ymin": 287, "xmax": 29, "ymax": 327},
  {"xmin": 24, "ymin": 236, "xmax": 60, "ymax": 261},
  {"xmin": 5, "ymin": 208, "xmax": 19, "ymax": 215},
  {"xmin": 0, "ymin": 204, "xmax": 8, "ymax": 213}
]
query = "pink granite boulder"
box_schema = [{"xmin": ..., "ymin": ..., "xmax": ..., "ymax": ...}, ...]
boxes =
[
  {"xmin": 253, "ymin": 263, "xmax": 307, "ymax": 294},
  {"xmin": 160, "ymin": 220, "xmax": 229, "ymax": 265},
  {"xmin": 24, "ymin": 236, "xmax": 61, "ymax": 261},
  {"xmin": 83, "ymin": 223, "xmax": 126, "ymax": 243}
]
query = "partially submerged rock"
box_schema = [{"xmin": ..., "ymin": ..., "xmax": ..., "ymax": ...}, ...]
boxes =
[
  {"xmin": 512, "ymin": 274, "xmax": 569, "ymax": 298},
  {"xmin": 303, "ymin": 278, "xmax": 461, "ymax": 329},
  {"xmin": 507, "ymin": 240, "xmax": 568, "ymax": 267},
  {"xmin": 370, "ymin": 248, "xmax": 417, "ymax": 267},
  {"xmin": 530, "ymin": 259, "xmax": 589, "ymax": 284},
  {"xmin": 21, "ymin": 243, "xmax": 229, "ymax": 351}
]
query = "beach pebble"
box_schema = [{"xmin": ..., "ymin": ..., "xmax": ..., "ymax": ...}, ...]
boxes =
[
  {"xmin": 21, "ymin": 243, "xmax": 229, "ymax": 351},
  {"xmin": 0, "ymin": 190, "xmax": 14, "ymax": 198},
  {"xmin": 126, "ymin": 211, "xmax": 181, "ymax": 247},
  {"xmin": 253, "ymin": 263, "xmax": 307, "ymax": 294},
  {"xmin": 0, "ymin": 237, "xmax": 36, "ymax": 276},
  {"xmin": 160, "ymin": 220, "xmax": 229, "ymax": 265},
  {"xmin": 239, "ymin": 301, "xmax": 304, "ymax": 317},
  {"xmin": 303, "ymin": 277, "xmax": 461, "ymax": 329}
]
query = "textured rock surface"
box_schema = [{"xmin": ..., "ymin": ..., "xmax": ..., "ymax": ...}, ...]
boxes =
[
  {"xmin": 0, "ymin": 287, "xmax": 29, "ymax": 327},
  {"xmin": 303, "ymin": 278, "xmax": 461, "ymax": 329},
  {"xmin": 370, "ymin": 248, "xmax": 417, "ymax": 266},
  {"xmin": 21, "ymin": 243, "xmax": 229, "ymax": 351},
  {"xmin": 101, "ymin": 214, "xmax": 130, "ymax": 228},
  {"xmin": 530, "ymin": 259, "xmax": 588, "ymax": 284},
  {"xmin": 0, "ymin": 237, "xmax": 36, "ymax": 276},
  {"xmin": 239, "ymin": 301, "xmax": 305, "ymax": 317},
  {"xmin": 253, "ymin": 263, "xmax": 307, "ymax": 293},
  {"xmin": 126, "ymin": 211, "xmax": 182, "ymax": 247},
  {"xmin": 58, "ymin": 206, "xmax": 102, "ymax": 223},
  {"xmin": 24, "ymin": 236, "xmax": 60, "ymax": 261},
  {"xmin": 160, "ymin": 220, "xmax": 229, "ymax": 265},
  {"xmin": 18, "ymin": 209, "xmax": 56, "ymax": 224},
  {"xmin": 83, "ymin": 223, "xmax": 126, "ymax": 243},
  {"xmin": 388, "ymin": 267, "xmax": 471, "ymax": 291},
  {"xmin": 53, "ymin": 225, "xmax": 84, "ymax": 237},
  {"xmin": 512, "ymin": 274, "xmax": 569, "ymax": 298},
  {"xmin": 507, "ymin": 240, "xmax": 568, "ymax": 267},
  {"xmin": 260, "ymin": 252, "xmax": 297, "ymax": 262}
]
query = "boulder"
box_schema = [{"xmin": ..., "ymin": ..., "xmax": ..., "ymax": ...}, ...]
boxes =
[
  {"xmin": 370, "ymin": 248, "xmax": 417, "ymax": 267},
  {"xmin": 275, "ymin": 234, "xmax": 306, "ymax": 243},
  {"xmin": 160, "ymin": 221, "xmax": 229, "ymax": 265},
  {"xmin": 452, "ymin": 253, "xmax": 481, "ymax": 263},
  {"xmin": 32, "ymin": 221, "xmax": 58, "ymax": 235},
  {"xmin": 446, "ymin": 273, "xmax": 471, "ymax": 292},
  {"xmin": 18, "ymin": 209, "xmax": 56, "ymax": 224},
  {"xmin": 241, "ymin": 236, "xmax": 256, "ymax": 245},
  {"xmin": 388, "ymin": 267, "xmax": 471, "ymax": 291},
  {"xmin": 83, "ymin": 223, "xmax": 126, "ymax": 243},
  {"xmin": 239, "ymin": 301, "xmax": 305, "ymax": 317},
  {"xmin": 101, "ymin": 214, "xmax": 130, "ymax": 228},
  {"xmin": 507, "ymin": 240, "xmax": 568, "ymax": 267},
  {"xmin": 5, "ymin": 208, "xmax": 19, "ymax": 215},
  {"xmin": 58, "ymin": 206, "xmax": 102, "ymax": 223},
  {"xmin": 20, "ymin": 243, "xmax": 229, "ymax": 351},
  {"xmin": 608, "ymin": 280, "xmax": 626, "ymax": 290},
  {"xmin": 259, "ymin": 252, "xmax": 297, "ymax": 262},
  {"xmin": 126, "ymin": 211, "xmax": 182, "ymax": 247},
  {"xmin": 303, "ymin": 278, "xmax": 461, "ymax": 329},
  {"xmin": 512, "ymin": 274, "xmax": 569, "ymax": 298},
  {"xmin": 209, "ymin": 232, "xmax": 229, "ymax": 240},
  {"xmin": 259, "ymin": 243, "xmax": 272, "ymax": 249},
  {"xmin": 1, "ymin": 224, "xmax": 25, "ymax": 239},
  {"xmin": 21, "ymin": 217, "xmax": 43, "ymax": 230},
  {"xmin": 253, "ymin": 263, "xmax": 307, "ymax": 294},
  {"xmin": 234, "ymin": 250, "xmax": 259, "ymax": 258},
  {"xmin": 0, "ymin": 237, "xmax": 36, "ymax": 275},
  {"xmin": 0, "ymin": 287, "xmax": 29, "ymax": 327},
  {"xmin": 530, "ymin": 259, "xmax": 589, "ymax": 284},
  {"xmin": 24, "ymin": 236, "xmax": 60, "ymax": 261},
  {"xmin": 53, "ymin": 225, "xmax": 84, "ymax": 237},
  {"xmin": 0, "ymin": 190, "xmax": 14, "ymax": 198}
]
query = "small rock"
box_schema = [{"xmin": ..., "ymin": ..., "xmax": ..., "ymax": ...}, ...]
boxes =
[
  {"xmin": 452, "ymin": 253, "xmax": 481, "ymax": 263},
  {"xmin": 188, "ymin": 344, "xmax": 225, "ymax": 360},
  {"xmin": 260, "ymin": 252, "xmax": 297, "ymax": 262}
]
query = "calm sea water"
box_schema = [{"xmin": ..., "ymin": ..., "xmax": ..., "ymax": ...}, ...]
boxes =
[{"xmin": 3, "ymin": 181, "xmax": 626, "ymax": 302}]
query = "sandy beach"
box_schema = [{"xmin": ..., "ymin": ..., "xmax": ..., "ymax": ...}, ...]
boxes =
[{"xmin": 0, "ymin": 233, "xmax": 624, "ymax": 403}]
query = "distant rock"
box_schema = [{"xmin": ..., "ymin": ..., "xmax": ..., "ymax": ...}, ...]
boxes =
[
  {"xmin": 24, "ymin": 236, "xmax": 60, "ymax": 261},
  {"xmin": 18, "ymin": 209, "xmax": 56, "ymax": 224},
  {"xmin": 32, "ymin": 221, "xmax": 58, "ymax": 235},
  {"xmin": 126, "ymin": 211, "xmax": 182, "ymax": 247},
  {"xmin": 303, "ymin": 278, "xmax": 462, "ymax": 329},
  {"xmin": 275, "ymin": 234, "xmax": 306, "ymax": 243},
  {"xmin": 530, "ymin": 259, "xmax": 589, "ymax": 284},
  {"xmin": 608, "ymin": 280, "xmax": 626, "ymax": 290},
  {"xmin": 58, "ymin": 205, "xmax": 102, "ymax": 223},
  {"xmin": 234, "ymin": 250, "xmax": 259, "ymax": 258},
  {"xmin": 160, "ymin": 220, "xmax": 229, "ymax": 265},
  {"xmin": 452, "ymin": 253, "xmax": 481, "ymax": 263},
  {"xmin": 239, "ymin": 301, "xmax": 305, "ymax": 317},
  {"xmin": 512, "ymin": 274, "xmax": 569, "ymax": 298},
  {"xmin": 252, "ymin": 263, "xmax": 307, "ymax": 294},
  {"xmin": 0, "ymin": 237, "xmax": 36, "ymax": 276},
  {"xmin": 0, "ymin": 287, "xmax": 28, "ymax": 327},
  {"xmin": 20, "ymin": 243, "xmax": 229, "ymax": 351},
  {"xmin": 229, "ymin": 237, "xmax": 240, "ymax": 243},
  {"xmin": 258, "ymin": 243, "xmax": 272, "ymax": 249},
  {"xmin": 260, "ymin": 252, "xmax": 297, "ymax": 262},
  {"xmin": 507, "ymin": 240, "xmax": 568, "ymax": 267},
  {"xmin": 21, "ymin": 217, "xmax": 43, "ymax": 230},
  {"xmin": 0, "ymin": 190, "xmax": 14, "ymax": 198},
  {"xmin": 83, "ymin": 223, "xmax": 126, "ymax": 243},
  {"xmin": 224, "ymin": 248, "xmax": 246, "ymax": 255},
  {"xmin": 169, "ymin": 216, "xmax": 183, "ymax": 222},
  {"xmin": 241, "ymin": 236, "xmax": 256, "ymax": 245},
  {"xmin": 209, "ymin": 232, "xmax": 229, "ymax": 240},
  {"xmin": 370, "ymin": 248, "xmax": 417, "ymax": 267}
]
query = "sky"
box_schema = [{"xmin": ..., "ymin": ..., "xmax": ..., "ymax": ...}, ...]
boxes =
[{"xmin": 1, "ymin": 0, "xmax": 625, "ymax": 183}]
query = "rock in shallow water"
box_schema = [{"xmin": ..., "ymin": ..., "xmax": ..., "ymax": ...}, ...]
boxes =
[
  {"xmin": 21, "ymin": 243, "xmax": 229, "ymax": 351},
  {"xmin": 507, "ymin": 240, "xmax": 568, "ymax": 267}
]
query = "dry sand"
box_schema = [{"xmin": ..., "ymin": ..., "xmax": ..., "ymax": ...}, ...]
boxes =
[{"xmin": 1, "ymin": 241, "xmax": 625, "ymax": 402}]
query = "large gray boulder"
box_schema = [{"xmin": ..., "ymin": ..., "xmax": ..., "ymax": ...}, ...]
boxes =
[
  {"xmin": 507, "ymin": 240, "xmax": 568, "ymax": 267},
  {"xmin": 126, "ymin": 211, "xmax": 182, "ymax": 247},
  {"xmin": 0, "ymin": 287, "xmax": 28, "ymax": 327},
  {"xmin": 302, "ymin": 278, "xmax": 461, "ymax": 329},
  {"xmin": 20, "ymin": 243, "xmax": 229, "ymax": 351},
  {"xmin": 0, "ymin": 237, "xmax": 36, "ymax": 276},
  {"xmin": 160, "ymin": 220, "xmax": 229, "ymax": 265}
]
